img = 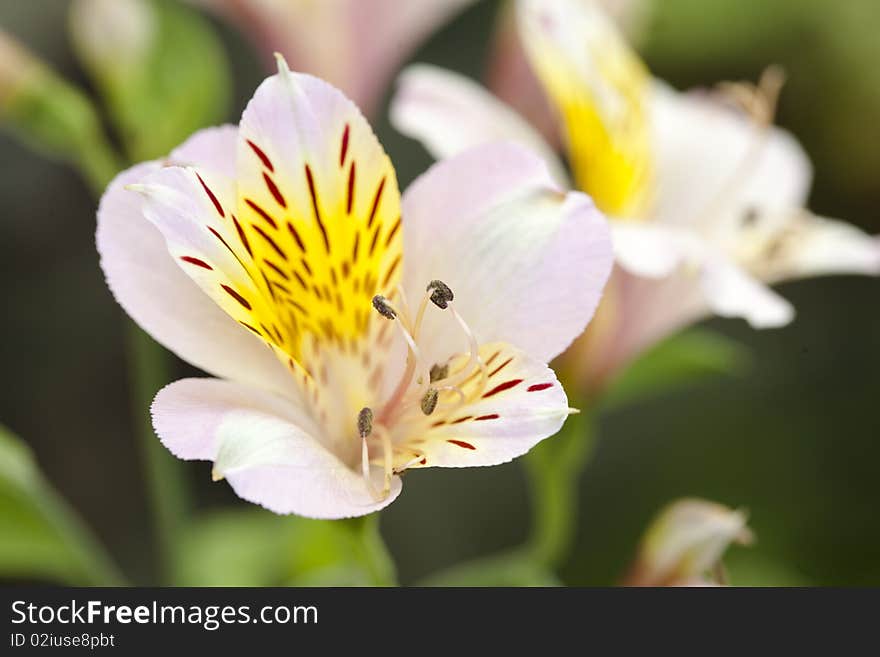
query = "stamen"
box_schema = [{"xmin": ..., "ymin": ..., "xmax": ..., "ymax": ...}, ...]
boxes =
[
  {"xmin": 373, "ymin": 424, "xmax": 394, "ymax": 497},
  {"xmin": 430, "ymin": 363, "xmax": 449, "ymax": 382},
  {"xmin": 437, "ymin": 302, "xmax": 486, "ymax": 393},
  {"xmin": 420, "ymin": 388, "xmax": 439, "ymax": 415},
  {"xmin": 427, "ymin": 279, "xmax": 454, "ymax": 309},
  {"xmin": 372, "ymin": 296, "xmax": 431, "ymax": 425},
  {"xmin": 357, "ymin": 407, "xmax": 374, "ymax": 438},
  {"xmin": 372, "ymin": 295, "xmax": 396, "ymax": 320}
]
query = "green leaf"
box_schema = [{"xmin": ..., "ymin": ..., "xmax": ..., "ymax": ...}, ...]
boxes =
[
  {"xmin": 71, "ymin": 0, "xmax": 232, "ymax": 161},
  {"xmin": 0, "ymin": 425, "xmax": 124, "ymax": 585},
  {"xmin": 417, "ymin": 551, "xmax": 561, "ymax": 587},
  {"xmin": 601, "ymin": 328, "xmax": 751, "ymax": 410},
  {"xmin": 176, "ymin": 509, "xmax": 388, "ymax": 586}
]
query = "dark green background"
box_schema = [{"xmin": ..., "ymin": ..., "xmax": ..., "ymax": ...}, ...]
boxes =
[{"xmin": 1, "ymin": 0, "xmax": 878, "ymax": 585}]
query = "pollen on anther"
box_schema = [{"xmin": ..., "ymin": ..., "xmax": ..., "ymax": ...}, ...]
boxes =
[
  {"xmin": 427, "ymin": 279, "xmax": 454, "ymax": 309},
  {"xmin": 420, "ymin": 388, "xmax": 439, "ymax": 416},
  {"xmin": 372, "ymin": 295, "xmax": 396, "ymax": 320},
  {"xmin": 357, "ymin": 407, "xmax": 373, "ymax": 438}
]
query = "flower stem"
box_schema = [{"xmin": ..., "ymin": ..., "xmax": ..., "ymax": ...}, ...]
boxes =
[
  {"xmin": 349, "ymin": 514, "xmax": 397, "ymax": 586},
  {"xmin": 524, "ymin": 409, "xmax": 596, "ymax": 568},
  {"xmin": 126, "ymin": 323, "xmax": 189, "ymax": 584}
]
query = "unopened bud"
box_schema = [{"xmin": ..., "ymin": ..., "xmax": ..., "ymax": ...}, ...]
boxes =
[
  {"xmin": 624, "ymin": 498, "xmax": 753, "ymax": 587},
  {"xmin": 427, "ymin": 279, "xmax": 454, "ymax": 309},
  {"xmin": 371, "ymin": 295, "xmax": 396, "ymax": 320},
  {"xmin": 420, "ymin": 388, "xmax": 439, "ymax": 415},
  {"xmin": 69, "ymin": 0, "xmax": 155, "ymax": 83},
  {"xmin": 357, "ymin": 407, "xmax": 373, "ymax": 439}
]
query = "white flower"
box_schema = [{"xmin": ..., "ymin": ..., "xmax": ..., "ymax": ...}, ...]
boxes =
[
  {"xmin": 390, "ymin": 0, "xmax": 880, "ymax": 384},
  {"xmin": 97, "ymin": 56, "xmax": 612, "ymax": 518}
]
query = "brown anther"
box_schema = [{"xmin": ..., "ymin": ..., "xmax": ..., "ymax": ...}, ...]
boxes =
[
  {"xmin": 420, "ymin": 388, "xmax": 439, "ymax": 416},
  {"xmin": 371, "ymin": 295, "xmax": 396, "ymax": 320},
  {"xmin": 357, "ymin": 407, "xmax": 374, "ymax": 438},
  {"xmin": 426, "ymin": 279, "xmax": 454, "ymax": 309},
  {"xmin": 429, "ymin": 363, "xmax": 449, "ymax": 383}
]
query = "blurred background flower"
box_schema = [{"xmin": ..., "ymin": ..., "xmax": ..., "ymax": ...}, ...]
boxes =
[{"xmin": 1, "ymin": 0, "xmax": 878, "ymax": 586}]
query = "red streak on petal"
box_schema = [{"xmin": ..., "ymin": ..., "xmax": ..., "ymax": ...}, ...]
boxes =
[
  {"xmin": 179, "ymin": 256, "xmax": 212, "ymax": 270},
  {"xmin": 447, "ymin": 439, "xmax": 476, "ymax": 450},
  {"xmin": 245, "ymin": 198, "xmax": 278, "ymax": 229},
  {"xmin": 339, "ymin": 123, "xmax": 350, "ymax": 167},
  {"xmin": 221, "ymin": 284, "xmax": 252, "ymax": 310},
  {"xmin": 482, "ymin": 378, "xmax": 524, "ymax": 399},
  {"xmin": 247, "ymin": 139, "xmax": 274, "ymax": 172},
  {"xmin": 263, "ymin": 172, "xmax": 287, "ymax": 208},
  {"xmin": 196, "ymin": 173, "xmax": 224, "ymax": 218},
  {"xmin": 527, "ymin": 383, "xmax": 555, "ymax": 392},
  {"xmin": 450, "ymin": 416, "xmax": 473, "ymax": 425},
  {"xmin": 347, "ymin": 161, "xmax": 356, "ymax": 215},
  {"xmin": 368, "ymin": 176, "xmax": 386, "ymax": 228},
  {"xmin": 489, "ymin": 357, "xmax": 514, "ymax": 378},
  {"xmin": 474, "ymin": 414, "xmax": 500, "ymax": 421}
]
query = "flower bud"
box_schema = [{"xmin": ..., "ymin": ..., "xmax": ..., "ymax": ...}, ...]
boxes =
[{"xmin": 624, "ymin": 498, "xmax": 753, "ymax": 586}]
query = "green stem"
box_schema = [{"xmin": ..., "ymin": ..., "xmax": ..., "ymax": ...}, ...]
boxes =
[
  {"xmin": 524, "ymin": 410, "xmax": 596, "ymax": 568},
  {"xmin": 126, "ymin": 318, "xmax": 189, "ymax": 584},
  {"xmin": 348, "ymin": 514, "xmax": 397, "ymax": 586}
]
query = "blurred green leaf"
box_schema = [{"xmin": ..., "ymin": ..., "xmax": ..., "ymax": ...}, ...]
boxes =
[
  {"xmin": 177, "ymin": 509, "xmax": 390, "ymax": 586},
  {"xmin": 71, "ymin": 0, "xmax": 231, "ymax": 161},
  {"xmin": 417, "ymin": 551, "xmax": 561, "ymax": 587},
  {"xmin": 0, "ymin": 31, "xmax": 123, "ymax": 193},
  {"xmin": 601, "ymin": 328, "xmax": 751, "ymax": 410},
  {"xmin": 0, "ymin": 425, "xmax": 123, "ymax": 585},
  {"xmin": 726, "ymin": 551, "xmax": 812, "ymax": 587}
]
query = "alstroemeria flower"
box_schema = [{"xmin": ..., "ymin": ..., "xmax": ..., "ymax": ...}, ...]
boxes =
[
  {"xmin": 623, "ymin": 498, "xmax": 753, "ymax": 587},
  {"xmin": 390, "ymin": 0, "xmax": 880, "ymax": 388},
  {"xmin": 97, "ymin": 57, "xmax": 612, "ymax": 518},
  {"xmin": 187, "ymin": 0, "xmax": 473, "ymax": 117}
]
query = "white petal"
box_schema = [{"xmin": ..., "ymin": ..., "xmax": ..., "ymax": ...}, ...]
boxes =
[
  {"xmin": 390, "ymin": 64, "xmax": 568, "ymax": 186},
  {"xmin": 96, "ymin": 145, "xmax": 298, "ymax": 398},
  {"xmin": 700, "ymin": 258, "xmax": 794, "ymax": 328},
  {"xmin": 404, "ymin": 343, "xmax": 570, "ymax": 468},
  {"xmin": 611, "ymin": 222, "xmax": 695, "ymax": 278},
  {"xmin": 651, "ymin": 82, "xmax": 813, "ymax": 232},
  {"xmin": 401, "ymin": 142, "xmax": 612, "ymax": 364},
  {"xmin": 152, "ymin": 378, "xmax": 400, "ymax": 518},
  {"xmin": 169, "ymin": 124, "xmax": 238, "ymax": 179},
  {"xmin": 765, "ymin": 212, "xmax": 880, "ymax": 281}
]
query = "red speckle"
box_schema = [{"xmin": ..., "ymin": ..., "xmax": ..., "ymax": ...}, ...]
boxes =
[
  {"xmin": 450, "ymin": 416, "xmax": 473, "ymax": 425},
  {"xmin": 245, "ymin": 198, "xmax": 278, "ymax": 229},
  {"xmin": 196, "ymin": 173, "xmax": 224, "ymax": 218},
  {"xmin": 246, "ymin": 140, "xmax": 274, "ymax": 172},
  {"xmin": 232, "ymin": 215, "xmax": 253, "ymax": 257},
  {"xmin": 263, "ymin": 172, "xmax": 287, "ymax": 208},
  {"xmin": 527, "ymin": 383, "xmax": 554, "ymax": 392},
  {"xmin": 221, "ymin": 284, "xmax": 252, "ymax": 310},
  {"xmin": 305, "ymin": 165, "xmax": 330, "ymax": 253},
  {"xmin": 489, "ymin": 357, "xmax": 514, "ymax": 377},
  {"xmin": 251, "ymin": 224, "xmax": 288, "ymax": 261},
  {"xmin": 339, "ymin": 123, "xmax": 350, "ymax": 167},
  {"xmin": 286, "ymin": 222, "xmax": 306, "ymax": 253},
  {"xmin": 347, "ymin": 161, "xmax": 356, "ymax": 215},
  {"xmin": 385, "ymin": 216, "xmax": 401, "ymax": 247},
  {"xmin": 368, "ymin": 176, "xmax": 386, "ymax": 228},
  {"xmin": 482, "ymin": 378, "xmax": 524, "ymax": 398},
  {"xmin": 474, "ymin": 414, "xmax": 500, "ymax": 421},
  {"xmin": 419, "ymin": 458, "xmax": 427, "ymax": 465},
  {"xmin": 447, "ymin": 439, "xmax": 476, "ymax": 450},
  {"xmin": 180, "ymin": 256, "xmax": 212, "ymax": 270}
]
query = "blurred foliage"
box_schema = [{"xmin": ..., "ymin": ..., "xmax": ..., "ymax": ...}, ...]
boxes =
[
  {"xmin": 177, "ymin": 510, "xmax": 393, "ymax": 586},
  {"xmin": 70, "ymin": 0, "xmax": 231, "ymax": 162},
  {"xmin": 601, "ymin": 329, "xmax": 751, "ymax": 411},
  {"xmin": 0, "ymin": 426, "xmax": 123, "ymax": 585}
]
